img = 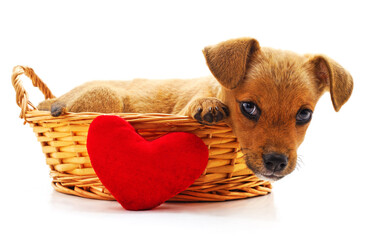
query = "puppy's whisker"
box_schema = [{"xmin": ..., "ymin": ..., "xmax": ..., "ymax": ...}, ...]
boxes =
[{"xmin": 295, "ymin": 155, "xmax": 304, "ymax": 171}]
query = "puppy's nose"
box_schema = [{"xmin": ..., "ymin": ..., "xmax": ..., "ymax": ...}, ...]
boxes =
[{"xmin": 262, "ymin": 153, "xmax": 288, "ymax": 172}]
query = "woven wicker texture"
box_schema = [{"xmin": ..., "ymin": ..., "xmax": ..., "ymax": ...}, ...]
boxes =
[{"xmin": 12, "ymin": 65, "xmax": 272, "ymax": 202}]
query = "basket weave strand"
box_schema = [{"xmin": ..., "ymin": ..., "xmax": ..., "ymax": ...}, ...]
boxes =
[{"xmin": 12, "ymin": 65, "xmax": 272, "ymax": 202}]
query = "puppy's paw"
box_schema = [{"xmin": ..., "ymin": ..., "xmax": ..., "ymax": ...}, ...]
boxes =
[
  {"xmin": 188, "ymin": 98, "xmax": 229, "ymax": 125},
  {"xmin": 51, "ymin": 102, "xmax": 67, "ymax": 117}
]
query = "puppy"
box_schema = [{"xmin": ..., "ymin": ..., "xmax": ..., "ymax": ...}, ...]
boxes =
[{"xmin": 38, "ymin": 37, "xmax": 353, "ymax": 181}]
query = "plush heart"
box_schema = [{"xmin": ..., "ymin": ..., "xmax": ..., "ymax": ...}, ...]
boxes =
[{"xmin": 87, "ymin": 115, "xmax": 208, "ymax": 210}]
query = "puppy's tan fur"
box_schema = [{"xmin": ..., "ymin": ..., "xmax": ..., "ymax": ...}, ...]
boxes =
[{"xmin": 38, "ymin": 37, "xmax": 353, "ymax": 180}]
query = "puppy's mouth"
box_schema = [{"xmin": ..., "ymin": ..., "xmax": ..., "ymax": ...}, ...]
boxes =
[{"xmin": 254, "ymin": 173, "xmax": 284, "ymax": 182}]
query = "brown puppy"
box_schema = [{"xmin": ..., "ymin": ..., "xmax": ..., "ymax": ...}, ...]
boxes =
[{"xmin": 38, "ymin": 37, "xmax": 353, "ymax": 181}]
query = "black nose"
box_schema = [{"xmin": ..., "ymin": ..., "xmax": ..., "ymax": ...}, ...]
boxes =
[{"xmin": 262, "ymin": 153, "xmax": 288, "ymax": 172}]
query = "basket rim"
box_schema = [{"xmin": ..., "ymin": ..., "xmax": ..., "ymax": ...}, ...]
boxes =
[{"xmin": 25, "ymin": 110, "xmax": 231, "ymax": 128}]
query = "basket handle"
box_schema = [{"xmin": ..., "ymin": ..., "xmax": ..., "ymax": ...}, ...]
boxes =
[{"xmin": 11, "ymin": 65, "xmax": 55, "ymax": 122}]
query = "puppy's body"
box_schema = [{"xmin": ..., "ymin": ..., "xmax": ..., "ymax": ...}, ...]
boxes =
[
  {"xmin": 38, "ymin": 77, "xmax": 219, "ymax": 115},
  {"xmin": 38, "ymin": 37, "xmax": 353, "ymax": 181}
]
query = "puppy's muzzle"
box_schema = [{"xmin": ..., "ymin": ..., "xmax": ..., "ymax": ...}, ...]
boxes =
[{"xmin": 262, "ymin": 153, "xmax": 288, "ymax": 173}]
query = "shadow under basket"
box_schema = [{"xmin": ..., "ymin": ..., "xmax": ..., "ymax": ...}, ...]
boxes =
[{"xmin": 12, "ymin": 65, "xmax": 272, "ymax": 202}]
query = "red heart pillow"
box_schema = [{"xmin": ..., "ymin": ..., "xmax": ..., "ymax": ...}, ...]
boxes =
[{"xmin": 87, "ymin": 115, "xmax": 208, "ymax": 210}]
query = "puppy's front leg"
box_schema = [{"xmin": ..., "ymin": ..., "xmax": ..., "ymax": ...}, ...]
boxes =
[{"xmin": 179, "ymin": 97, "xmax": 229, "ymax": 125}]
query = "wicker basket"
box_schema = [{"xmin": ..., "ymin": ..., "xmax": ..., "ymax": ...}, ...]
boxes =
[{"xmin": 11, "ymin": 65, "xmax": 272, "ymax": 202}]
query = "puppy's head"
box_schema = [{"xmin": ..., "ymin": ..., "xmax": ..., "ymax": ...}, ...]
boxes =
[{"xmin": 203, "ymin": 37, "xmax": 353, "ymax": 181}]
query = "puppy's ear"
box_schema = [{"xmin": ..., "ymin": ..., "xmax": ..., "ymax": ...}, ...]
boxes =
[
  {"xmin": 203, "ymin": 37, "xmax": 260, "ymax": 89},
  {"xmin": 308, "ymin": 55, "xmax": 353, "ymax": 112}
]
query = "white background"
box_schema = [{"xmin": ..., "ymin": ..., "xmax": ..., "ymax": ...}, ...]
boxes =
[{"xmin": 1, "ymin": 0, "xmax": 375, "ymax": 239}]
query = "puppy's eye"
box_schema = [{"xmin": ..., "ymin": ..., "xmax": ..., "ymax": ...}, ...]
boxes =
[
  {"xmin": 240, "ymin": 101, "xmax": 261, "ymax": 121},
  {"xmin": 296, "ymin": 109, "xmax": 313, "ymax": 125}
]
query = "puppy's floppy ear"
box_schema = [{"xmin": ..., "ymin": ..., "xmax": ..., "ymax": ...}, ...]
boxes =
[
  {"xmin": 308, "ymin": 55, "xmax": 353, "ymax": 112},
  {"xmin": 203, "ymin": 37, "xmax": 260, "ymax": 89}
]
